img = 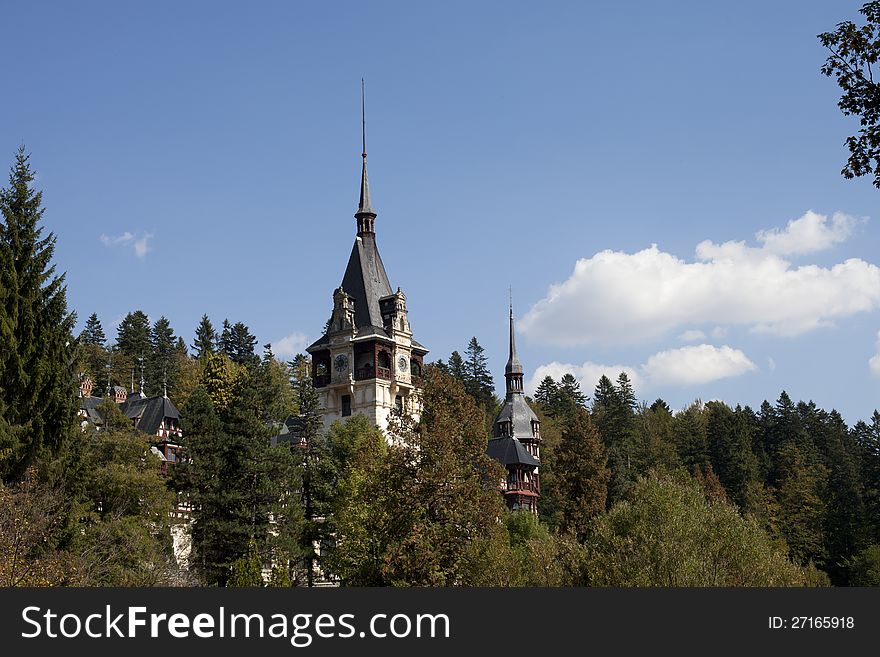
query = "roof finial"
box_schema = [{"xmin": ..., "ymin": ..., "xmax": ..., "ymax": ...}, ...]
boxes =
[
  {"xmin": 139, "ymin": 356, "xmax": 145, "ymax": 394},
  {"xmin": 163, "ymin": 367, "xmax": 168, "ymax": 399},
  {"xmin": 506, "ymin": 291, "xmax": 523, "ymax": 377},
  {"xmin": 355, "ymin": 78, "xmax": 376, "ymax": 235},
  {"xmin": 361, "ymin": 77, "xmax": 367, "ymax": 160}
]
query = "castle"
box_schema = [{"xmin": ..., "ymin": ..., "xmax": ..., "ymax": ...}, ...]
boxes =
[{"xmin": 306, "ymin": 127, "xmax": 541, "ymax": 512}]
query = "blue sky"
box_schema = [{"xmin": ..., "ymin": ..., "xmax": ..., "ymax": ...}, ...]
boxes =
[{"xmin": 2, "ymin": 1, "xmax": 879, "ymax": 423}]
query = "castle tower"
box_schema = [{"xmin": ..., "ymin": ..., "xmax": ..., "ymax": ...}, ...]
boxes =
[
  {"xmin": 306, "ymin": 100, "xmax": 428, "ymax": 431},
  {"xmin": 487, "ymin": 303, "xmax": 541, "ymax": 513}
]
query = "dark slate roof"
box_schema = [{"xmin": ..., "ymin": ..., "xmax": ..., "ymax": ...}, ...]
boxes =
[
  {"xmin": 270, "ymin": 415, "xmax": 307, "ymax": 447},
  {"xmin": 494, "ymin": 394, "xmax": 539, "ymax": 440},
  {"xmin": 342, "ymin": 235, "xmax": 393, "ymax": 331},
  {"xmin": 80, "ymin": 395, "xmax": 102, "ymax": 410},
  {"xmin": 486, "ymin": 436, "xmax": 538, "ymax": 468},
  {"xmin": 119, "ymin": 395, "xmax": 180, "ymax": 436}
]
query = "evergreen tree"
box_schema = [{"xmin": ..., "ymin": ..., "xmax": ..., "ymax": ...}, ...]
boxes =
[
  {"xmin": 116, "ymin": 310, "xmax": 151, "ymax": 361},
  {"xmin": 0, "ymin": 147, "xmax": 77, "ymax": 482},
  {"xmin": 706, "ymin": 402, "xmax": 760, "ymax": 510},
  {"xmin": 559, "ymin": 373, "xmax": 588, "ymax": 410},
  {"xmin": 219, "ymin": 319, "xmax": 233, "ymax": 357},
  {"xmin": 448, "ymin": 350, "xmax": 465, "ymax": 382},
  {"xmin": 463, "ymin": 337, "xmax": 496, "ymax": 409},
  {"xmin": 224, "ymin": 321, "xmax": 258, "ymax": 366},
  {"xmin": 146, "ymin": 316, "xmax": 177, "ymax": 397},
  {"xmin": 550, "ymin": 408, "xmax": 610, "ymax": 540},
  {"xmin": 533, "ymin": 376, "xmax": 559, "ymax": 412},
  {"xmin": 192, "ymin": 314, "xmax": 217, "ymax": 359},
  {"xmin": 326, "ymin": 369, "xmax": 507, "ymax": 585},
  {"xmin": 80, "ymin": 313, "xmax": 106, "ymax": 346}
]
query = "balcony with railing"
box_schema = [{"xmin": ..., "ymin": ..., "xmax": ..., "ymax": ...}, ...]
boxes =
[
  {"xmin": 313, "ymin": 374, "xmax": 331, "ymax": 388},
  {"xmin": 354, "ymin": 366, "xmax": 392, "ymax": 381}
]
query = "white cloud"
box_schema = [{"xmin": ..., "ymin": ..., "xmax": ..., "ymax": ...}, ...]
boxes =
[
  {"xmin": 640, "ymin": 344, "xmax": 757, "ymax": 387},
  {"xmin": 527, "ymin": 344, "xmax": 756, "ymax": 394},
  {"xmin": 710, "ymin": 326, "xmax": 728, "ymax": 340},
  {"xmin": 133, "ymin": 234, "xmax": 153, "ymax": 258},
  {"xmin": 529, "ymin": 361, "xmax": 644, "ymax": 394},
  {"xmin": 99, "ymin": 231, "xmax": 152, "ymax": 259},
  {"xmin": 99, "ymin": 231, "xmax": 134, "ymax": 246},
  {"xmin": 272, "ymin": 332, "xmax": 308, "ymax": 359},
  {"xmin": 678, "ymin": 329, "xmax": 706, "ymax": 342},
  {"xmin": 756, "ymin": 210, "xmax": 860, "ymax": 256},
  {"xmin": 870, "ymin": 331, "xmax": 880, "ymax": 378},
  {"xmin": 519, "ymin": 211, "xmax": 880, "ymax": 346},
  {"xmin": 767, "ymin": 357, "xmax": 776, "ymax": 372}
]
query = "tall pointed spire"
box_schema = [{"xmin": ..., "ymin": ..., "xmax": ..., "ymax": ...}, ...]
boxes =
[
  {"xmin": 355, "ymin": 78, "xmax": 376, "ymax": 236},
  {"xmin": 505, "ymin": 297, "xmax": 524, "ymax": 395}
]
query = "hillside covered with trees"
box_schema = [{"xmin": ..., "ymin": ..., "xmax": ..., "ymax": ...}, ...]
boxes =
[{"xmin": 2, "ymin": 148, "xmax": 879, "ymax": 587}]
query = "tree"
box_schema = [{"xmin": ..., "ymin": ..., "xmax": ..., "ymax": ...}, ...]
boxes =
[
  {"xmin": 447, "ymin": 351, "xmax": 466, "ymax": 382},
  {"xmin": 146, "ymin": 316, "xmax": 177, "ymax": 397},
  {"xmin": 533, "ymin": 376, "xmax": 559, "ymax": 412},
  {"xmin": 224, "ymin": 321, "xmax": 258, "ymax": 366},
  {"xmin": 192, "ymin": 314, "xmax": 218, "ymax": 359},
  {"xmin": 819, "ymin": 2, "xmax": 880, "ymax": 187},
  {"xmin": 0, "ymin": 468, "xmax": 74, "ymax": 586},
  {"xmin": 80, "ymin": 313, "xmax": 106, "ymax": 346},
  {"xmin": 775, "ymin": 441, "xmax": 829, "ymax": 567},
  {"xmin": 228, "ymin": 539, "xmax": 264, "ymax": 587},
  {"xmin": 462, "ymin": 337, "xmax": 496, "ymax": 410},
  {"xmin": 706, "ymin": 402, "xmax": 760, "ymax": 510},
  {"xmin": 174, "ymin": 379, "xmax": 301, "ymax": 587},
  {"xmin": 73, "ymin": 422, "xmax": 179, "ymax": 585},
  {"xmin": 0, "ymin": 147, "xmax": 77, "ymax": 482},
  {"xmin": 116, "ymin": 310, "xmax": 151, "ymax": 362},
  {"xmin": 549, "ymin": 408, "xmax": 610, "ymax": 540},
  {"xmin": 582, "ymin": 471, "xmax": 825, "ymax": 586},
  {"xmin": 326, "ymin": 369, "xmax": 507, "ymax": 586}
]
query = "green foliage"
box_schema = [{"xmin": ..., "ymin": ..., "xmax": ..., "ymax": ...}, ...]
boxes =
[
  {"xmin": 73, "ymin": 428, "xmax": 178, "ymax": 585},
  {"xmin": 0, "ymin": 147, "xmax": 77, "ymax": 482},
  {"xmin": 146, "ymin": 316, "xmax": 178, "ymax": 397},
  {"xmin": 80, "ymin": 313, "xmax": 106, "ymax": 346},
  {"xmin": 583, "ymin": 471, "xmax": 823, "ymax": 586},
  {"xmin": 174, "ymin": 372, "xmax": 303, "ymax": 586},
  {"xmin": 220, "ymin": 320, "xmax": 258, "ymax": 366},
  {"xmin": 548, "ymin": 408, "xmax": 610, "ymax": 540},
  {"xmin": 819, "ymin": 1, "xmax": 880, "ymax": 187},
  {"xmin": 192, "ymin": 314, "xmax": 218, "ymax": 359},
  {"xmin": 228, "ymin": 539, "xmax": 264, "ymax": 587},
  {"xmin": 326, "ymin": 370, "xmax": 507, "ymax": 586},
  {"xmin": 847, "ymin": 544, "xmax": 880, "ymax": 585}
]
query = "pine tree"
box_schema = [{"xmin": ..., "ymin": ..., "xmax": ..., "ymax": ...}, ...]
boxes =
[
  {"xmin": 706, "ymin": 401, "xmax": 759, "ymax": 510},
  {"xmin": 116, "ymin": 310, "xmax": 151, "ymax": 361},
  {"xmin": 448, "ymin": 351, "xmax": 465, "ymax": 381},
  {"xmin": 221, "ymin": 321, "xmax": 258, "ymax": 366},
  {"xmin": 80, "ymin": 313, "xmax": 106, "ymax": 346},
  {"xmin": 219, "ymin": 319, "xmax": 233, "ymax": 357},
  {"xmin": 559, "ymin": 373, "xmax": 588, "ymax": 409},
  {"xmin": 533, "ymin": 376, "xmax": 559, "ymax": 412},
  {"xmin": 463, "ymin": 337, "xmax": 495, "ymax": 409},
  {"xmin": 0, "ymin": 147, "xmax": 77, "ymax": 482},
  {"xmin": 192, "ymin": 314, "xmax": 217, "ymax": 359},
  {"xmin": 146, "ymin": 316, "xmax": 177, "ymax": 396},
  {"xmin": 550, "ymin": 408, "xmax": 610, "ymax": 540}
]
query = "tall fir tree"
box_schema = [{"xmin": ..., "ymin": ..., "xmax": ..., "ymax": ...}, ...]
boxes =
[
  {"xmin": 146, "ymin": 316, "xmax": 177, "ymax": 397},
  {"xmin": 447, "ymin": 350, "xmax": 466, "ymax": 382},
  {"xmin": 550, "ymin": 408, "xmax": 610, "ymax": 540},
  {"xmin": 80, "ymin": 313, "xmax": 106, "ymax": 346},
  {"xmin": 462, "ymin": 337, "xmax": 496, "ymax": 409},
  {"xmin": 192, "ymin": 314, "xmax": 217, "ymax": 359},
  {"xmin": 0, "ymin": 148, "xmax": 77, "ymax": 482},
  {"xmin": 219, "ymin": 319, "xmax": 234, "ymax": 357}
]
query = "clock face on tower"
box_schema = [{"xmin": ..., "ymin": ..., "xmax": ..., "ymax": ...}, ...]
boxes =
[
  {"xmin": 398, "ymin": 356, "xmax": 408, "ymax": 372},
  {"xmin": 334, "ymin": 354, "xmax": 349, "ymax": 372}
]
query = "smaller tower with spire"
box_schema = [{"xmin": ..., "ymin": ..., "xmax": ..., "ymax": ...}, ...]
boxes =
[{"xmin": 487, "ymin": 301, "xmax": 541, "ymax": 513}]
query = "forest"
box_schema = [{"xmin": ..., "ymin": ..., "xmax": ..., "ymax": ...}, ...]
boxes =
[{"xmin": 1, "ymin": 144, "xmax": 879, "ymax": 588}]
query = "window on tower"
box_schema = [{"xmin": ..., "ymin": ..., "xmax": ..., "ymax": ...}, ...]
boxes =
[{"xmin": 341, "ymin": 395, "xmax": 351, "ymax": 417}]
